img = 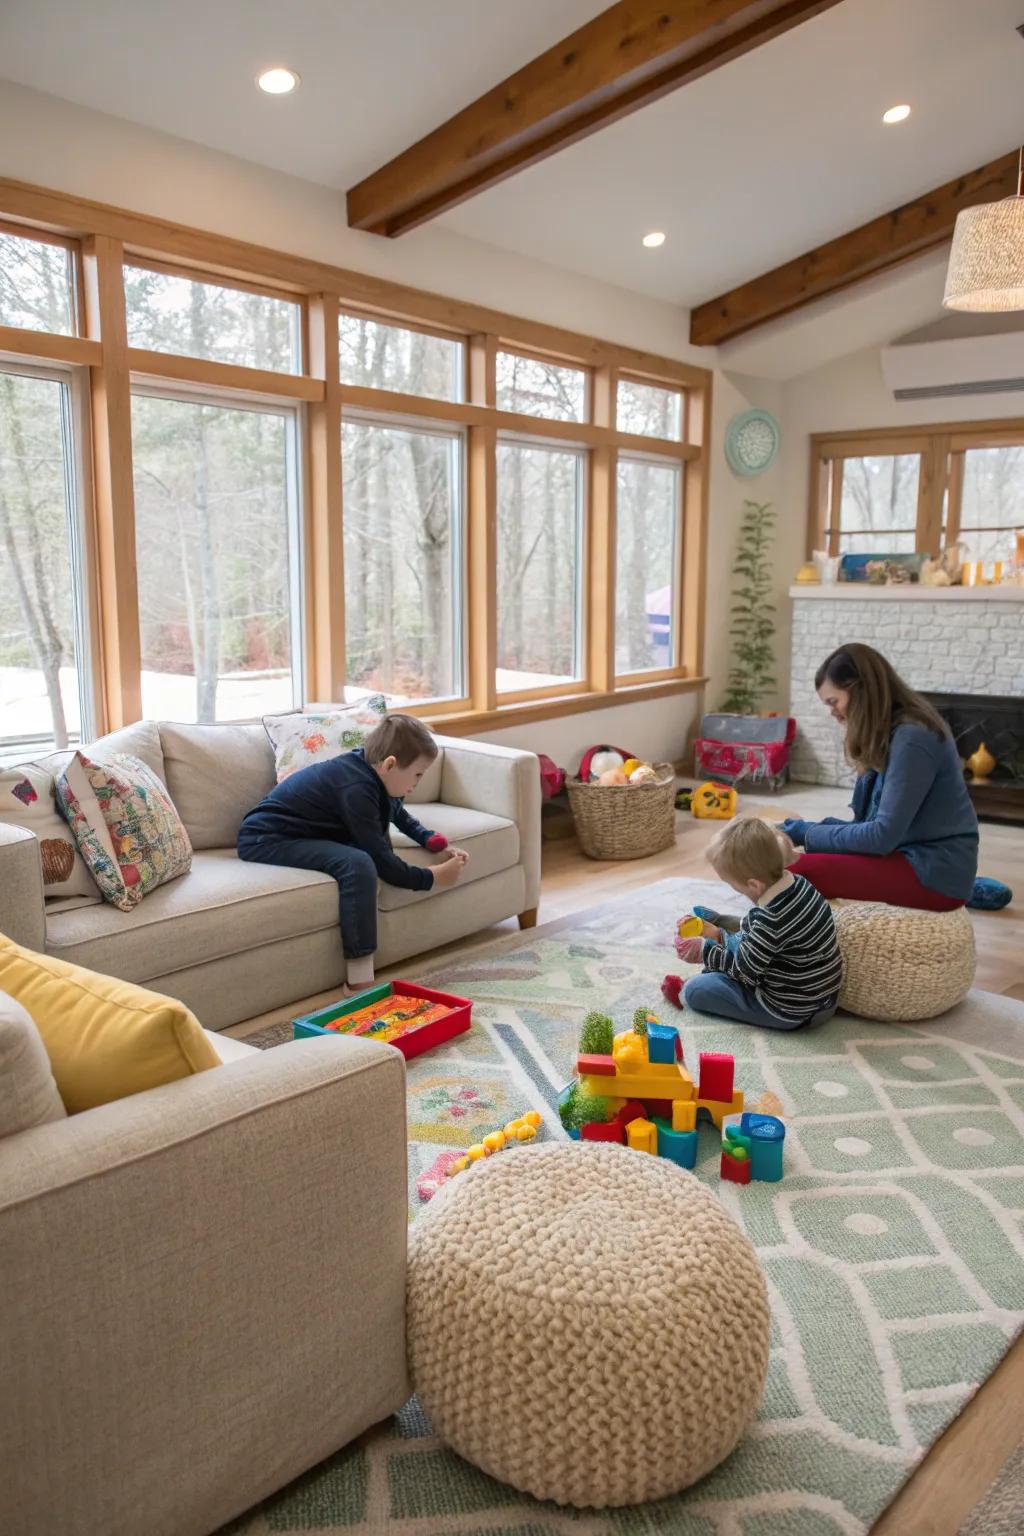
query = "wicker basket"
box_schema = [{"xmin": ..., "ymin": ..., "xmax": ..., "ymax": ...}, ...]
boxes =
[{"xmin": 566, "ymin": 764, "xmax": 678, "ymax": 860}]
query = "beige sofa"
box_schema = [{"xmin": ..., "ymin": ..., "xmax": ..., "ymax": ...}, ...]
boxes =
[
  {"xmin": 0, "ymin": 1026, "xmax": 411, "ymax": 1536},
  {"xmin": 0, "ymin": 720, "xmax": 541, "ymax": 1029}
]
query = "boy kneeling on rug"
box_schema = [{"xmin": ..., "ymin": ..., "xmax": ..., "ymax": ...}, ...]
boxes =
[
  {"xmin": 239, "ymin": 715, "xmax": 468, "ymax": 992},
  {"xmin": 671, "ymin": 817, "xmax": 843, "ymax": 1031}
]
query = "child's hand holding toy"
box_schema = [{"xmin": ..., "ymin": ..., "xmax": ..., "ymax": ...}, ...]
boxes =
[{"xmin": 425, "ymin": 833, "xmax": 448, "ymax": 852}]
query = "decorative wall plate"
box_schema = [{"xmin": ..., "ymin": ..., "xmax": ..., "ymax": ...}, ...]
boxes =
[{"xmin": 725, "ymin": 409, "xmax": 781, "ymax": 476}]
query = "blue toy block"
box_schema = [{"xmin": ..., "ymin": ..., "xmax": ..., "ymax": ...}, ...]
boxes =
[
  {"xmin": 653, "ymin": 1117, "xmax": 698, "ymax": 1169},
  {"xmin": 647, "ymin": 1023, "xmax": 679, "ymax": 1065},
  {"xmin": 741, "ymin": 1111, "xmax": 785, "ymax": 1181}
]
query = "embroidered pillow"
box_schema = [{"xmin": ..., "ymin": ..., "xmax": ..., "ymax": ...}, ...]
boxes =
[
  {"xmin": 263, "ymin": 696, "xmax": 388, "ymax": 781},
  {"xmin": 0, "ymin": 764, "xmax": 100, "ymax": 905},
  {"xmin": 55, "ymin": 752, "xmax": 192, "ymax": 913}
]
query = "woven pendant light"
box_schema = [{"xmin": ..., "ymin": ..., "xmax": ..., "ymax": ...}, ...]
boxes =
[{"xmin": 943, "ymin": 148, "xmax": 1024, "ymax": 312}]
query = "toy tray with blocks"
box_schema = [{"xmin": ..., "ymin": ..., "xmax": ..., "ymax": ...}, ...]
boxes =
[{"xmin": 292, "ymin": 981, "xmax": 472, "ymax": 1060}]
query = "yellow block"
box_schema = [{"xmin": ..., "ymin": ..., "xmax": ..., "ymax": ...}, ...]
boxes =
[
  {"xmin": 672, "ymin": 1099, "xmax": 697, "ymax": 1132},
  {"xmin": 626, "ymin": 1118, "xmax": 658, "ymax": 1154},
  {"xmin": 581, "ymin": 1067, "xmax": 695, "ymax": 1102},
  {"xmin": 697, "ymin": 1091, "xmax": 745, "ymax": 1128}
]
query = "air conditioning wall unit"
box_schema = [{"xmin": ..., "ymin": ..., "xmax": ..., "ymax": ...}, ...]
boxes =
[{"xmin": 881, "ymin": 332, "xmax": 1024, "ymax": 400}]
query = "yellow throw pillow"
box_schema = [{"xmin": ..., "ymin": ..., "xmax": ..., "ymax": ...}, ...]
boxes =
[{"xmin": 0, "ymin": 935, "xmax": 220, "ymax": 1114}]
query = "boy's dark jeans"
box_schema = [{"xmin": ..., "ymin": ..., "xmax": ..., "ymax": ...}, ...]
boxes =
[{"xmin": 238, "ymin": 833, "xmax": 377, "ymax": 958}]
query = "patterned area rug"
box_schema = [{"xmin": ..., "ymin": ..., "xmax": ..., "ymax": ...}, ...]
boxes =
[{"xmin": 227, "ymin": 878, "xmax": 1024, "ymax": 1536}]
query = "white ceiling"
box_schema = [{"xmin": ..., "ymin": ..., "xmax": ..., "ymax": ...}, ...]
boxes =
[{"xmin": 0, "ymin": 0, "xmax": 1021, "ymax": 315}]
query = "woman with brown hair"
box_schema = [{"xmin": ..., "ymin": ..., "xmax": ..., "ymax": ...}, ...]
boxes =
[{"xmin": 780, "ymin": 643, "xmax": 979, "ymax": 910}]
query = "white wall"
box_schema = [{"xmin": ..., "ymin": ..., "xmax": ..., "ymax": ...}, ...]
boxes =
[
  {"xmin": 475, "ymin": 693, "xmax": 700, "ymax": 776},
  {"xmin": 776, "ymin": 345, "xmax": 1024, "ymax": 709}
]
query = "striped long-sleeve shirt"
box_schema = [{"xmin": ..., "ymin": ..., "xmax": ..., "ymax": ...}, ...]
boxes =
[{"xmin": 702, "ymin": 873, "xmax": 844, "ymax": 1024}]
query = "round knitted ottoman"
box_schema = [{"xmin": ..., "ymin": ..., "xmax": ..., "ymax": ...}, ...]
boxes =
[
  {"xmin": 835, "ymin": 900, "xmax": 975, "ymax": 1021},
  {"xmin": 407, "ymin": 1141, "xmax": 770, "ymax": 1508}
]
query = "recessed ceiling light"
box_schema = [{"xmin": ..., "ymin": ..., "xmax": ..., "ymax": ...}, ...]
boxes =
[
  {"xmin": 642, "ymin": 231, "xmax": 666, "ymax": 248},
  {"xmin": 257, "ymin": 66, "xmax": 300, "ymax": 95},
  {"xmin": 882, "ymin": 104, "xmax": 911, "ymax": 124}
]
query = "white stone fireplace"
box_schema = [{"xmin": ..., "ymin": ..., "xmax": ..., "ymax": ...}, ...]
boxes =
[{"xmin": 788, "ymin": 586, "xmax": 1024, "ymax": 789}]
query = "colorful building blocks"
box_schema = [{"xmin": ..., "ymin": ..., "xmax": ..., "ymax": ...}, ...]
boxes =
[{"xmin": 560, "ymin": 1004, "xmax": 784, "ymax": 1186}]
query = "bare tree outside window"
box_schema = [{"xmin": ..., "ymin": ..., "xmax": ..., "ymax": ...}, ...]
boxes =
[
  {"xmin": 959, "ymin": 446, "xmax": 1024, "ymax": 566},
  {"xmin": 342, "ymin": 419, "xmax": 462, "ymax": 703},
  {"xmin": 496, "ymin": 353, "xmax": 585, "ymax": 423},
  {"xmin": 616, "ymin": 457, "xmax": 681, "ymax": 674},
  {"xmin": 340, "ymin": 314, "xmax": 463, "ymax": 401},
  {"xmin": 496, "ymin": 442, "xmax": 582, "ymax": 691},
  {"xmin": 0, "ymin": 370, "xmax": 82, "ymax": 750},
  {"xmin": 837, "ymin": 454, "xmax": 919, "ymax": 552},
  {"xmin": 124, "ymin": 265, "xmax": 300, "ymax": 373},
  {"xmin": 132, "ymin": 394, "xmax": 298, "ymax": 723},
  {"xmin": 0, "ymin": 232, "xmax": 75, "ymax": 335},
  {"xmin": 617, "ymin": 379, "xmax": 682, "ymax": 441}
]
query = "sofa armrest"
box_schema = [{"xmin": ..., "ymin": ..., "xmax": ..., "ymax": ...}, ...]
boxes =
[
  {"xmin": 0, "ymin": 823, "xmax": 46, "ymax": 951},
  {"xmin": 0, "ymin": 1038, "xmax": 410, "ymax": 1536},
  {"xmin": 437, "ymin": 736, "xmax": 541, "ymax": 910}
]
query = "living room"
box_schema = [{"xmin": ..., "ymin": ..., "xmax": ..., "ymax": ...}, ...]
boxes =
[{"xmin": 1, "ymin": 2, "xmax": 1023, "ymax": 1533}]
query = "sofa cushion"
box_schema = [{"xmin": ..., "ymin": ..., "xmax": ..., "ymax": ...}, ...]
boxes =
[
  {"xmin": 159, "ymin": 722, "xmax": 276, "ymax": 849},
  {"xmin": 35, "ymin": 720, "xmax": 167, "ymax": 786},
  {"xmin": 205, "ymin": 1027, "xmax": 260, "ymax": 1062},
  {"xmin": 0, "ymin": 933, "xmax": 220, "ymax": 1114},
  {"xmin": 56, "ymin": 752, "xmax": 192, "ymax": 912},
  {"xmin": 0, "ymin": 988, "xmax": 68, "ymax": 1137},
  {"xmin": 381, "ymin": 805, "xmax": 519, "ymax": 912},
  {"xmin": 47, "ymin": 849, "xmax": 341, "ymax": 984}
]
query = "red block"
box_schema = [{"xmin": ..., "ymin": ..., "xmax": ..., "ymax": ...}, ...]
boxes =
[
  {"xmin": 581, "ymin": 1120, "xmax": 624, "ymax": 1143},
  {"xmin": 721, "ymin": 1151, "xmax": 751, "ymax": 1185},
  {"xmin": 578, "ymin": 1053, "xmax": 616, "ymax": 1076},
  {"xmin": 647, "ymin": 1099, "xmax": 674, "ymax": 1120},
  {"xmin": 613, "ymin": 1100, "xmax": 647, "ymax": 1130},
  {"xmin": 699, "ymin": 1051, "xmax": 735, "ymax": 1103}
]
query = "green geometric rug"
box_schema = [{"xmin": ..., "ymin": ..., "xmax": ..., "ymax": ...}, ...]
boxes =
[{"xmin": 226, "ymin": 878, "xmax": 1024, "ymax": 1535}]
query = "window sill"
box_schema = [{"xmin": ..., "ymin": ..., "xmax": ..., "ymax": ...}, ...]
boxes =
[{"xmin": 422, "ymin": 676, "xmax": 708, "ymax": 735}]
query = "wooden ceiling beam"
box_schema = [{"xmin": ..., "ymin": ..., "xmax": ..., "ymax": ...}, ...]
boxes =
[
  {"xmin": 690, "ymin": 151, "xmax": 1021, "ymax": 346},
  {"xmin": 346, "ymin": 0, "xmax": 844, "ymax": 236}
]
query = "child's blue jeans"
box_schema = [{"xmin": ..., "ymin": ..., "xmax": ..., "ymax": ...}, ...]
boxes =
[
  {"xmin": 685, "ymin": 971, "xmax": 838, "ymax": 1032},
  {"xmin": 237, "ymin": 833, "xmax": 378, "ymax": 958}
]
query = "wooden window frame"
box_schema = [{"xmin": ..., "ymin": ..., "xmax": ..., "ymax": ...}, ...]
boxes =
[
  {"xmin": 808, "ymin": 419, "xmax": 1024, "ymax": 563},
  {"xmin": 0, "ymin": 176, "xmax": 712, "ymax": 740}
]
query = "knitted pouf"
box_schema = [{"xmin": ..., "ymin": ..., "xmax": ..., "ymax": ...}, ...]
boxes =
[
  {"xmin": 407, "ymin": 1141, "xmax": 770, "ymax": 1508},
  {"xmin": 835, "ymin": 900, "xmax": 976, "ymax": 1021}
]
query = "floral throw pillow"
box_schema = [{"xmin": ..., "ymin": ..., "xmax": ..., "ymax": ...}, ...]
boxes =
[
  {"xmin": 55, "ymin": 752, "xmax": 192, "ymax": 913},
  {"xmin": 263, "ymin": 696, "xmax": 388, "ymax": 782}
]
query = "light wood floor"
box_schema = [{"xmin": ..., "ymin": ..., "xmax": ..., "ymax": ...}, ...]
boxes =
[{"xmin": 231, "ymin": 782, "xmax": 1024, "ymax": 1533}]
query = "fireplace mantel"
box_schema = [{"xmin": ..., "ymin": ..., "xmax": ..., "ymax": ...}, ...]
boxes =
[{"xmin": 790, "ymin": 584, "xmax": 1024, "ymax": 602}]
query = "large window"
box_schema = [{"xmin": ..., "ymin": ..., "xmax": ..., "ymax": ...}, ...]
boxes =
[
  {"xmin": 835, "ymin": 454, "xmax": 920, "ymax": 552},
  {"xmin": 496, "ymin": 352, "xmax": 586, "ymax": 423},
  {"xmin": 0, "ymin": 367, "xmax": 90, "ymax": 751},
  {"xmin": 959, "ymin": 446, "xmax": 1024, "ymax": 566},
  {"xmin": 341, "ymin": 419, "xmax": 463, "ymax": 703},
  {"xmin": 340, "ymin": 314, "xmax": 464, "ymax": 402},
  {"xmin": 124, "ymin": 265, "xmax": 302, "ymax": 373},
  {"xmin": 131, "ymin": 393, "xmax": 302, "ymax": 722},
  {"xmin": 616, "ymin": 457, "xmax": 682, "ymax": 675},
  {"xmin": 496, "ymin": 442, "xmax": 584, "ymax": 693},
  {"xmin": 0, "ymin": 229, "xmax": 76, "ymax": 335},
  {"xmin": 811, "ymin": 426, "xmax": 1024, "ymax": 568}
]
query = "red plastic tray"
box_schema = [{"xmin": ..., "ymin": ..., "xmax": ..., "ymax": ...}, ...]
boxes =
[{"xmin": 292, "ymin": 979, "xmax": 472, "ymax": 1060}]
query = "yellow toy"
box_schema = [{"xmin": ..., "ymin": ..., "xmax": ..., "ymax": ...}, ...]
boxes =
[
  {"xmin": 677, "ymin": 915, "xmax": 704, "ymax": 939},
  {"xmin": 691, "ymin": 781, "xmax": 738, "ymax": 820},
  {"xmin": 448, "ymin": 1111, "xmax": 541, "ymax": 1180}
]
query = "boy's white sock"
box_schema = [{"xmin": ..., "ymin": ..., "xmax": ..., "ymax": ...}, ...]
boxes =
[{"xmin": 346, "ymin": 955, "xmax": 375, "ymax": 990}]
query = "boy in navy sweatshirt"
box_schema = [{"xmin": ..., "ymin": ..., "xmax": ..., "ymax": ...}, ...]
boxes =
[{"xmin": 238, "ymin": 714, "xmax": 467, "ymax": 991}]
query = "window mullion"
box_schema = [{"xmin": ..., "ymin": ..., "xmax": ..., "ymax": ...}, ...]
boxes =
[{"xmin": 308, "ymin": 293, "xmax": 345, "ymax": 703}]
